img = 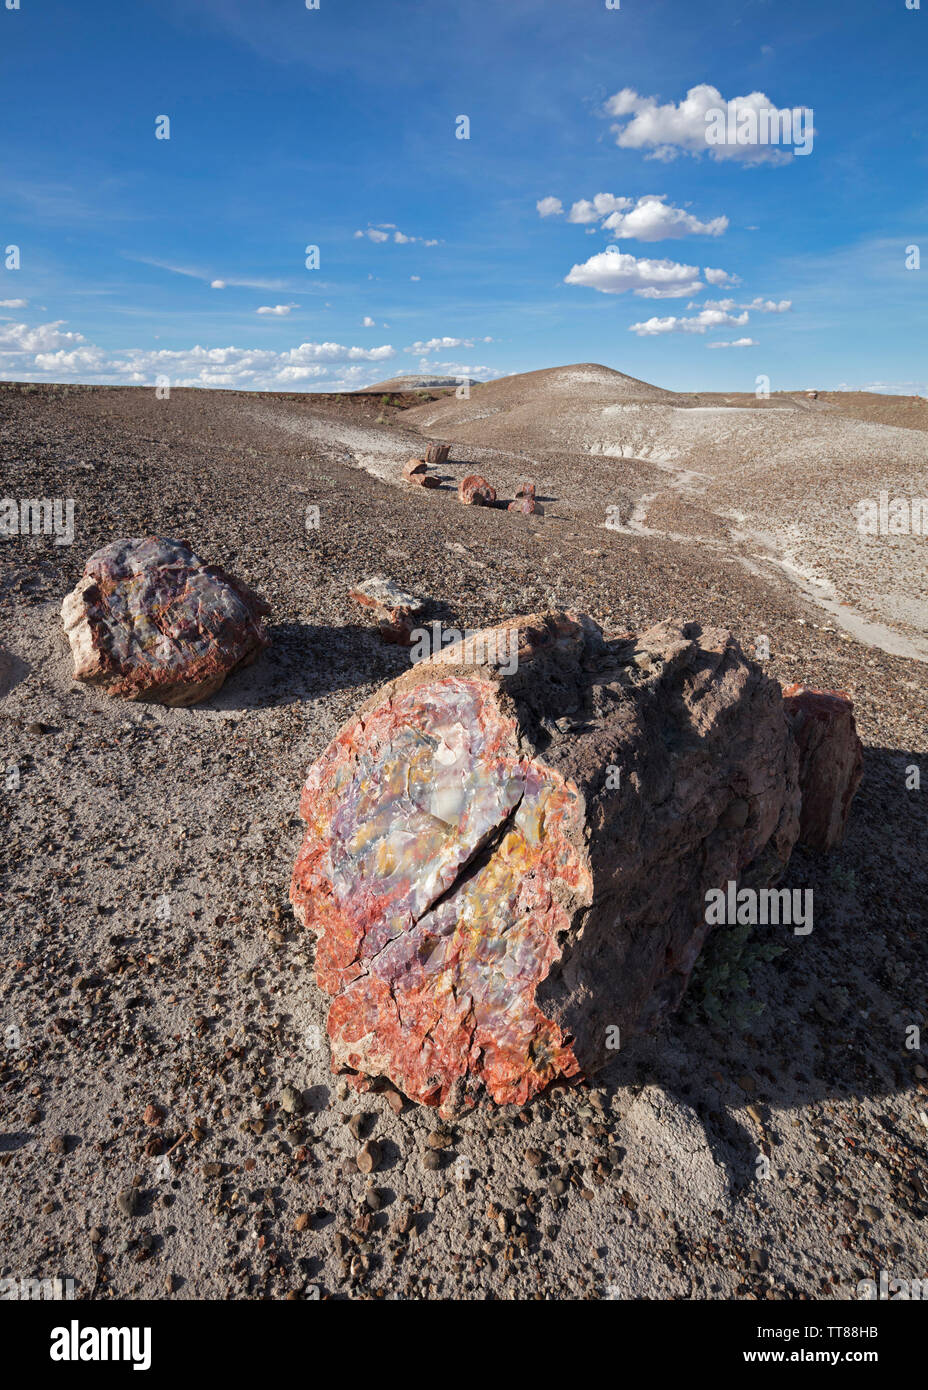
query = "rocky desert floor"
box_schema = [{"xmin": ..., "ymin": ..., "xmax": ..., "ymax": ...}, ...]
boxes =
[{"xmin": 1, "ymin": 369, "xmax": 926, "ymax": 1301}]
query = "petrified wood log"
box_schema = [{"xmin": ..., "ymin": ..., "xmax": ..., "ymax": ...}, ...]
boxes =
[
  {"xmin": 458, "ymin": 474, "xmax": 497, "ymax": 506},
  {"xmin": 290, "ymin": 613, "xmax": 805, "ymax": 1114},
  {"xmin": 783, "ymin": 685, "xmax": 863, "ymax": 851},
  {"xmin": 61, "ymin": 536, "xmax": 270, "ymax": 706},
  {"xmin": 425, "ymin": 443, "xmax": 452, "ymax": 465}
]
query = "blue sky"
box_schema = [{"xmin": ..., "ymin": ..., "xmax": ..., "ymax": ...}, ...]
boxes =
[{"xmin": 1, "ymin": 0, "xmax": 925, "ymax": 393}]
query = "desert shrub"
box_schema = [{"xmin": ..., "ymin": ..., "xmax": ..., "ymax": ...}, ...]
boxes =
[{"xmin": 683, "ymin": 921, "xmax": 786, "ymax": 1031}]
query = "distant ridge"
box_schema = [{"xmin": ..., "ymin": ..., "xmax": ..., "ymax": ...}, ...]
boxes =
[{"xmin": 360, "ymin": 372, "xmax": 476, "ymax": 393}]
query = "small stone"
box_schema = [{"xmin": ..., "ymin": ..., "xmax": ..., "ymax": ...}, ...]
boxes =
[
  {"xmin": 548, "ymin": 1178, "xmax": 567, "ymax": 1197},
  {"xmin": 365, "ymin": 1188, "xmax": 383, "ymax": 1211},
  {"xmin": 201, "ymin": 1162, "xmax": 223, "ymax": 1179},
  {"xmin": 348, "ymin": 1112, "xmax": 367, "ymax": 1142},
  {"xmin": 89, "ymin": 1227, "xmax": 103, "ymax": 1243},
  {"xmin": 48, "ymin": 1135, "xmax": 67, "ymax": 1155},
  {"xmin": 294, "ymin": 1212, "xmax": 310, "ymax": 1232},
  {"xmin": 356, "ymin": 1140, "xmax": 381, "ymax": 1174},
  {"xmin": 426, "ymin": 1129, "xmax": 453, "ymax": 1150},
  {"xmin": 861, "ymin": 1204, "xmax": 882, "ymax": 1222},
  {"xmin": 423, "ymin": 1150, "xmax": 442, "ymax": 1171},
  {"xmin": 116, "ymin": 1187, "xmax": 138, "ymax": 1218},
  {"xmin": 279, "ymin": 1084, "xmax": 304, "ymax": 1116},
  {"xmin": 143, "ymin": 1103, "xmax": 164, "ymax": 1127},
  {"xmin": 382, "ymin": 1087, "xmax": 404, "ymax": 1116},
  {"xmin": 524, "ymin": 1148, "xmax": 544, "ymax": 1168}
]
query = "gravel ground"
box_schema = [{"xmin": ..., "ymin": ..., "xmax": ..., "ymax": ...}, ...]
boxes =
[{"xmin": 1, "ymin": 377, "xmax": 926, "ymax": 1301}]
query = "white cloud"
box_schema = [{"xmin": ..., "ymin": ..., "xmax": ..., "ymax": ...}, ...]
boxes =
[
  {"xmin": 605, "ymin": 84, "xmax": 813, "ymax": 163},
  {"xmin": 568, "ymin": 194, "xmax": 633, "ymax": 224},
  {"xmin": 0, "ymin": 320, "xmax": 85, "ymax": 351},
  {"xmin": 2, "ymin": 327, "xmax": 397, "ymax": 391},
  {"xmin": 551, "ymin": 193, "xmax": 726, "ymax": 241},
  {"xmin": 256, "ymin": 303, "xmax": 299, "ymax": 316},
  {"xmin": 704, "ymin": 266, "xmax": 742, "ymax": 287},
  {"xmin": 355, "ymin": 225, "xmax": 441, "ymax": 246},
  {"xmin": 697, "ymin": 296, "xmax": 791, "ymax": 313},
  {"xmin": 745, "ymin": 297, "xmax": 792, "ymax": 313},
  {"xmin": 0, "ymin": 298, "xmax": 27, "ymax": 309},
  {"xmin": 417, "ymin": 359, "xmax": 500, "ymax": 381},
  {"xmin": 410, "ymin": 275, "xmax": 421, "ymax": 282},
  {"xmin": 408, "ymin": 336, "xmax": 474, "ymax": 353},
  {"xmin": 629, "ymin": 308, "xmax": 750, "ymax": 336},
  {"xmin": 706, "ymin": 337, "xmax": 758, "ymax": 348},
  {"xmin": 536, "ymin": 196, "xmax": 564, "ymax": 217},
  {"xmin": 603, "ymin": 195, "xmax": 727, "ymax": 241},
  {"xmin": 564, "ymin": 247, "xmax": 703, "ymax": 297},
  {"xmin": 211, "ymin": 280, "xmax": 226, "ymax": 289},
  {"xmin": 362, "ymin": 316, "xmax": 376, "ymax": 327}
]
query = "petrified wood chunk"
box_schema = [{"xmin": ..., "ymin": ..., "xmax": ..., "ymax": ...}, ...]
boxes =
[
  {"xmin": 61, "ymin": 536, "xmax": 270, "ymax": 706},
  {"xmin": 458, "ymin": 474, "xmax": 497, "ymax": 506},
  {"xmin": 290, "ymin": 613, "xmax": 803, "ymax": 1114},
  {"xmin": 425, "ymin": 443, "xmax": 452, "ymax": 465},
  {"xmin": 783, "ymin": 685, "xmax": 863, "ymax": 851},
  {"xmin": 348, "ymin": 576, "xmax": 425, "ymax": 646}
]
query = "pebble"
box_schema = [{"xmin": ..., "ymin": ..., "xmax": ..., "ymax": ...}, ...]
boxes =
[
  {"xmin": 524, "ymin": 1148, "xmax": 544, "ymax": 1168},
  {"xmin": 116, "ymin": 1187, "xmax": 138, "ymax": 1218},
  {"xmin": 356, "ymin": 1140, "xmax": 381, "ymax": 1174},
  {"xmin": 423, "ymin": 1150, "xmax": 442, "ymax": 1171},
  {"xmin": 279, "ymin": 1084, "xmax": 304, "ymax": 1116}
]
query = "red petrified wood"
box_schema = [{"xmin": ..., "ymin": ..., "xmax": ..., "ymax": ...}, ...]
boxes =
[
  {"xmin": 782, "ymin": 684, "xmax": 863, "ymax": 851},
  {"xmin": 61, "ymin": 536, "xmax": 270, "ymax": 706},
  {"xmin": 458, "ymin": 475, "xmax": 497, "ymax": 506},
  {"xmin": 291, "ymin": 614, "xmax": 826, "ymax": 1116}
]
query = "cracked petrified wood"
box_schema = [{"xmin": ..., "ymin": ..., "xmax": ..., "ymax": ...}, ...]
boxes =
[
  {"xmin": 61, "ymin": 536, "xmax": 270, "ymax": 705},
  {"xmin": 291, "ymin": 612, "xmax": 809, "ymax": 1115}
]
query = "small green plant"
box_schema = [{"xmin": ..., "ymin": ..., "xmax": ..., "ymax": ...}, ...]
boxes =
[{"xmin": 683, "ymin": 921, "xmax": 786, "ymax": 1031}]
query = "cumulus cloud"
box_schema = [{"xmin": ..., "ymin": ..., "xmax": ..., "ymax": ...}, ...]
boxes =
[
  {"xmin": 0, "ymin": 320, "xmax": 85, "ymax": 351},
  {"xmin": 745, "ymin": 297, "xmax": 792, "ymax": 313},
  {"xmin": 550, "ymin": 193, "xmax": 726, "ymax": 240},
  {"xmin": 706, "ymin": 337, "xmax": 758, "ymax": 348},
  {"xmin": 355, "ymin": 225, "xmax": 440, "ymax": 246},
  {"xmin": 605, "ymin": 84, "xmax": 813, "ymax": 163},
  {"xmin": 1, "ymin": 327, "xmax": 397, "ymax": 391},
  {"xmin": 536, "ymin": 196, "xmax": 564, "ymax": 217},
  {"xmin": 0, "ymin": 298, "xmax": 27, "ymax": 309},
  {"xmin": 416, "ymin": 359, "xmax": 500, "ymax": 382},
  {"xmin": 628, "ymin": 308, "xmax": 750, "ymax": 336},
  {"xmin": 567, "ymin": 193, "xmax": 633, "ymax": 224},
  {"xmin": 697, "ymin": 296, "xmax": 791, "ymax": 313},
  {"xmin": 564, "ymin": 248, "xmax": 704, "ymax": 298},
  {"xmin": 408, "ymin": 336, "xmax": 473, "ymax": 353},
  {"xmin": 603, "ymin": 196, "xmax": 727, "ymax": 241},
  {"xmin": 704, "ymin": 266, "xmax": 742, "ymax": 287},
  {"xmin": 362, "ymin": 316, "xmax": 376, "ymax": 327},
  {"xmin": 256, "ymin": 303, "xmax": 299, "ymax": 316}
]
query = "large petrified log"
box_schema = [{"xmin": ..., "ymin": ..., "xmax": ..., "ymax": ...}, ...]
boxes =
[
  {"xmin": 61, "ymin": 536, "xmax": 270, "ymax": 706},
  {"xmin": 291, "ymin": 612, "xmax": 817, "ymax": 1114},
  {"xmin": 783, "ymin": 685, "xmax": 863, "ymax": 851}
]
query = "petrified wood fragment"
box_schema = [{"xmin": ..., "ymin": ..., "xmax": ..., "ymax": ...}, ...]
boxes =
[
  {"xmin": 783, "ymin": 685, "xmax": 863, "ymax": 851},
  {"xmin": 425, "ymin": 443, "xmax": 452, "ymax": 465},
  {"xmin": 61, "ymin": 536, "xmax": 270, "ymax": 706},
  {"xmin": 291, "ymin": 613, "xmax": 804, "ymax": 1114},
  {"xmin": 458, "ymin": 475, "xmax": 497, "ymax": 506},
  {"xmin": 348, "ymin": 576, "xmax": 425, "ymax": 646}
]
